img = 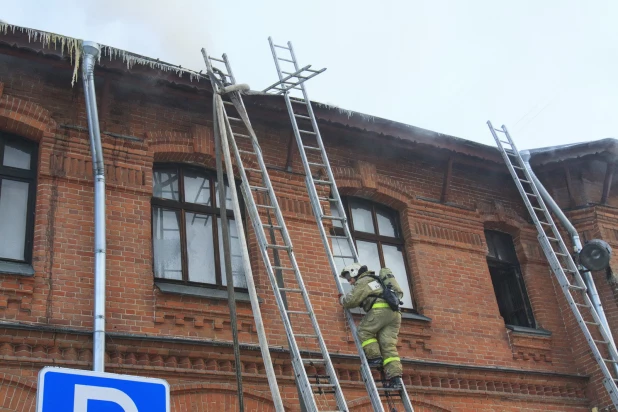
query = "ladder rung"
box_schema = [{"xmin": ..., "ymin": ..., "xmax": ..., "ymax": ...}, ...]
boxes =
[
  {"xmin": 300, "ymin": 130, "xmax": 317, "ymax": 135},
  {"xmin": 302, "ymin": 358, "xmax": 326, "ymax": 363},
  {"xmin": 287, "ymin": 310, "xmax": 310, "ymax": 315},
  {"xmin": 520, "ymin": 179, "xmax": 531, "ymax": 183},
  {"xmin": 228, "ymin": 116, "xmax": 242, "ymax": 122},
  {"xmin": 279, "ymin": 287, "xmax": 302, "ymax": 293},
  {"xmin": 267, "ymin": 244, "xmax": 291, "ymax": 250},
  {"xmin": 524, "ymin": 192, "xmax": 537, "ymax": 197},
  {"xmin": 314, "ymin": 179, "xmax": 331, "ymax": 185},
  {"xmin": 575, "ymin": 303, "xmax": 591, "ymax": 309},
  {"xmin": 562, "ymin": 268, "xmax": 578, "ymax": 273},
  {"xmin": 499, "ymin": 140, "xmax": 511, "ymax": 144},
  {"xmin": 274, "ymin": 44, "xmax": 290, "ymax": 50},
  {"xmin": 308, "ymin": 162, "xmax": 326, "ymax": 167},
  {"xmin": 209, "ymin": 56, "xmax": 225, "ymax": 63},
  {"xmin": 294, "ymin": 113, "xmax": 311, "ymax": 120},
  {"xmin": 322, "ymin": 215, "xmax": 345, "ymax": 221},
  {"xmin": 532, "ymin": 207, "xmax": 544, "ymax": 211},
  {"xmin": 319, "ymin": 197, "xmax": 337, "ymax": 202},
  {"xmin": 290, "ymin": 99, "xmax": 306, "ymax": 105},
  {"xmin": 249, "ymin": 186, "xmax": 269, "ymax": 192},
  {"xmin": 245, "ymin": 167, "xmax": 262, "ymax": 173},
  {"xmin": 377, "ymin": 387, "xmax": 401, "ymax": 392},
  {"xmin": 238, "ymin": 149, "xmax": 255, "ymax": 155},
  {"xmin": 603, "ymin": 358, "xmax": 618, "ymax": 364},
  {"xmin": 555, "ymin": 252, "xmax": 568, "ymax": 257},
  {"xmin": 540, "ymin": 221, "xmax": 552, "ymax": 226},
  {"xmin": 273, "ymin": 266, "xmax": 295, "ymax": 271},
  {"xmin": 223, "ymin": 101, "xmax": 234, "ymax": 106},
  {"xmin": 278, "ymin": 57, "xmax": 294, "ymax": 63},
  {"xmin": 585, "ymin": 321, "xmax": 600, "ymax": 326},
  {"xmin": 547, "ymin": 237, "xmax": 559, "ymax": 241},
  {"xmin": 296, "ymin": 334, "xmax": 318, "ymax": 338},
  {"xmin": 310, "ymin": 383, "xmax": 334, "ymax": 387},
  {"xmin": 513, "ymin": 165, "xmax": 524, "ymax": 170},
  {"xmin": 494, "ymin": 128, "xmax": 505, "ymax": 133},
  {"xmin": 303, "ymin": 145, "xmax": 321, "ymax": 151},
  {"xmin": 333, "ymin": 255, "xmax": 355, "ymax": 259},
  {"xmin": 256, "ymin": 204, "xmax": 276, "ymax": 209},
  {"xmin": 594, "ymin": 339, "xmax": 609, "ymax": 344},
  {"xmin": 233, "ymin": 133, "xmax": 251, "ymax": 138},
  {"xmin": 327, "ymin": 235, "xmax": 348, "ymax": 240},
  {"xmin": 263, "ymin": 224, "xmax": 282, "ymax": 230},
  {"xmin": 568, "ymin": 284, "xmax": 586, "ymax": 291}
]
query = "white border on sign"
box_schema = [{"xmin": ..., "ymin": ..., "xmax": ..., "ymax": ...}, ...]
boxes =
[{"xmin": 36, "ymin": 366, "xmax": 171, "ymax": 412}]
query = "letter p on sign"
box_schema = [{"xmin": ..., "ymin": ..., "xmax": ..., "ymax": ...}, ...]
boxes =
[{"xmin": 37, "ymin": 367, "xmax": 169, "ymax": 412}]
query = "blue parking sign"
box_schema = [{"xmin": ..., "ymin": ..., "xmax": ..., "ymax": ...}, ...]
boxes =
[{"xmin": 37, "ymin": 367, "xmax": 170, "ymax": 412}]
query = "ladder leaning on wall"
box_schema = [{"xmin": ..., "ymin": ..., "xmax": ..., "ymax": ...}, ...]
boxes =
[
  {"xmin": 488, "ymin": 121, "xmax": 618, "ymax": 410},
  {"xmin": 264, "ymin": 37, "xmax": 416, "ymax": 412},
  {"xmin": 203, "ymin": 49, "xmax": 349, "ymax": 412}
]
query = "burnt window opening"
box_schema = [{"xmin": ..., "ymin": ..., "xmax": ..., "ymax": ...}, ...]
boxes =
[
  {"xmin": 151, "ymin": 164, "xmax": 246, "ymax": 290},
  {"xmin": 0, "ymin": 133, "xmax": 38, "ymax": 264},
  {"xmin": 485, "ymin": 230, "xmax": 536, "ymax": 328},
  {"xmin": 331, "ymin": 196, "xmax": 415, "ymax": 310}
]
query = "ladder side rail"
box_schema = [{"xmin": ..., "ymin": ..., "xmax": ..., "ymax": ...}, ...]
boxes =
[
  {"xmin": 286, "ymin": 41, "xmax": 360, "ymax": 268},
  {"xmin": 500, "ymin": 126, "xmax": 582, "ymax": 274},
  {"xmin": 226, "ymin": 92, "xmax": 348, "ymax": 411},
  {"xmin": 222, "ymin": 53, "xmax": 236, "ymax": 85},
  {"xmin": 488, "ymin": 123, "xmax": 581, "ymax": 282},
  {"xmin": 539, "ymin": 235, "xmax": 618, "ymax": 407},
  {"xmin": 218, "ymin": 98, "xmax": 319, "ymax": 410},
  {"xmin": 202, "ymin": 48, "xmax": 286, "ymax": 412},
  {"xmin": 268, "ymin": 39, "xmax": 390, "ymax": 412},
  {"xmin": 212, "ymin": 94, "xmax": 287, "ymax": 412},
  {"xmin": 488, "ymin": 121, "xmax": 618, "ymax": 408}
]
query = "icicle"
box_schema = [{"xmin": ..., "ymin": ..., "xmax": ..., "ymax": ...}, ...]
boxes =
[{"xmin": 0, "ymin": 23, "xmax": 206, "ymax": 84}]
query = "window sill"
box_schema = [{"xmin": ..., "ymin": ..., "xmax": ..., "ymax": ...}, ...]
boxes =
[
  {"xmin": 506, "ymin": 324, "xmax": 552, "ymax": 336},
  {"xmin": 349, "ymin": 307, "xmax": 431, "ymax": 322},
  {"xmin": 0, "ymin": 261, "xmax": 34, "ymax": 277},
  {"xmin": 155, "ymin": 281, "xmax": 260, "ymax": 303}
]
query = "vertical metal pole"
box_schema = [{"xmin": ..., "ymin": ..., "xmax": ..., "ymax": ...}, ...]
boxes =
[
  {"xmin": 82, "ymin": 41, "xmax": 106, "ymax": 372},
  {"xmin": 214, "ymin": 95, "xmax": 245, "ymax": 411},
  {"xmin": 522, "ymin": 156, "xmax": 615, "ymax": 332}
]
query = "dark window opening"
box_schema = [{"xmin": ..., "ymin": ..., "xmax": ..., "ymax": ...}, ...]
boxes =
[
  {"xmin": 485, "ymin": 230, "xmax": 535, "ymax": 328},
  {"xmin": 0, "ymin": 133, "xmax": 37, "ymax": 264},
  {"xmin": 151, "ymin": 164, "xmax": 246, "ymax": 290},
  {"xmin": 331, "ymin": 196, "xmax": 415, "ymax": 309}
]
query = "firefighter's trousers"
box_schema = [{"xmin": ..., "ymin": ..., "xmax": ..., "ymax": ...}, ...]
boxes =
[{"xmin": 357, "ymin": 305, "xmax": 402, "ymax": 379}]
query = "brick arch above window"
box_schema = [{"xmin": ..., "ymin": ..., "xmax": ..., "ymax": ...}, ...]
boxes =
[
  {"xmin": 0, "ymin": 85, "xmax": 57, "ymax": 142},
  {"xmin": 331, "ymin": 163, "xmax": 413, "ymax": 212}
]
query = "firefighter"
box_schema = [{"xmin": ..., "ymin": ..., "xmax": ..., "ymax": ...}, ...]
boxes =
[{"xmin": 339, "ymin": 263, "xmax": 404, "ymax": 389}]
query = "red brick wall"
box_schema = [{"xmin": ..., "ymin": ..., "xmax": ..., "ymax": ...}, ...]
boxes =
[{"xmin": 0, "ymin": 47, "xmax": 612, "ymax": 411}]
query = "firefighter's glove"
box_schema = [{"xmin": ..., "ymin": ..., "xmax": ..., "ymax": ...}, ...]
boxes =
[{"xmin": 338, "ymin": 294, "xmax": 344, "ymax": 306}]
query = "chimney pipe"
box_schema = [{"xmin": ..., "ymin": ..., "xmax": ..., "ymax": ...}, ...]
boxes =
[{"xmin": 82, "ymin": 41, "xmax": 107, "ymax": 372}]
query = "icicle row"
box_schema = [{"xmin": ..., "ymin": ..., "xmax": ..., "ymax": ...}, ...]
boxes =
[
  {"xmin": 314, "ymin": 101, "xmax": 375, "ymax": 121},
  {"xmin": 0, "ymin": 23, "xmax": 205, "ymax": 85}
]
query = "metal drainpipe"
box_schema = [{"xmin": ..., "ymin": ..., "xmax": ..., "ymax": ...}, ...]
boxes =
[
  {"xmin": 520, "ymin": 151, "xmax": 617, "ymax": 353},
  {"xmin": 82, "ymin": 41, "xmax": 107, "ymax": 372}
]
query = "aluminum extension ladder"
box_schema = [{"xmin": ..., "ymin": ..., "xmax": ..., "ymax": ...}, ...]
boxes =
[
  {"xmin": 203, "ymin": 49, "xmax": 348, "ymax": 412},
  {"xmin": 488, "ymin": 121, "xmax": 618, "ymax": 409},
  {"xmin": 265, "ymin": 37, "xmax": 415, "ymax": 412}
]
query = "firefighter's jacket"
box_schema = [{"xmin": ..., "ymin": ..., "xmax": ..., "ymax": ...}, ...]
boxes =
[{"xmin": 342, "ymin": 268, "xmax": 404, "ymax": 312}]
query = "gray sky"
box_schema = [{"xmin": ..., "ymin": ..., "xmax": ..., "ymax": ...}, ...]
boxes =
[{"xmin": 3, "ymin": 0, "xmax": 618, "ymax": 149}]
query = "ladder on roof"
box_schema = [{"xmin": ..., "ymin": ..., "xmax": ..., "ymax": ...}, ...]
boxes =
[
  {"xmin": 203, "ymin": 49, "xmax": 348, "ymax": 412},
  {"xmin": 265, "ymin": 37, "xmax": 415, "ymax": 412},
  {"xmin": 487, "ymin": 121, "xmax": 618, "ymax": 409}
]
